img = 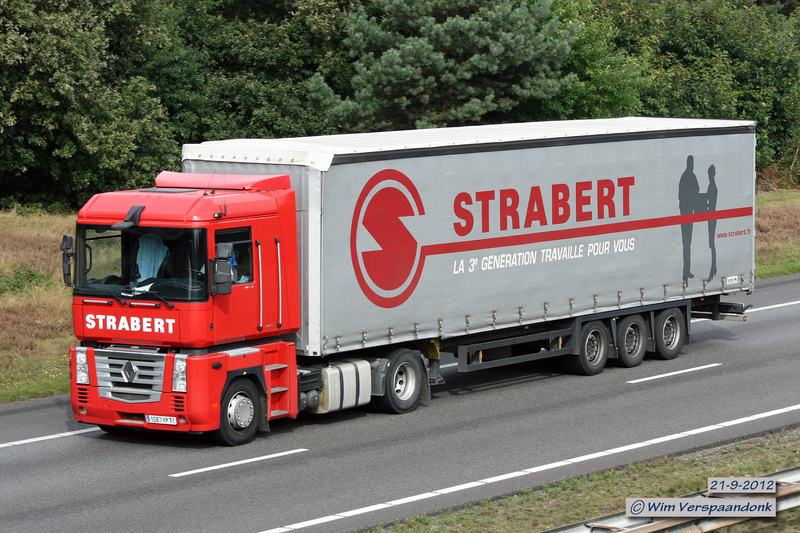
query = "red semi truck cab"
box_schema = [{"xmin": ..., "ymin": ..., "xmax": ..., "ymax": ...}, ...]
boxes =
[{"xmin": 64, "ymin": 172, "xmax": 304, "ymax": 444}]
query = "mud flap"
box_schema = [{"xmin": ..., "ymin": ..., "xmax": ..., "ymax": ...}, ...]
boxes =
[{"xmin": 258, "ymin": 396, "xmax": 270, "ymax": 433}]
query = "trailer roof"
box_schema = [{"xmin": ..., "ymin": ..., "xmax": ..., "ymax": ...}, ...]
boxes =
[{"xmin": 182, "ymin": 117, "xmax": 756, "ymax": 172}]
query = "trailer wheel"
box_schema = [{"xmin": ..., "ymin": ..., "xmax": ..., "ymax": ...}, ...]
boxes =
[
  {"xmin": 374, "ymin": 349, "xmax": 424, "ymax": 414},
  {"xmin": 616, "ymin": 314, "xmax": 647, "ymax": 368},
  {"xmin": 566, "ymin": 321, "xmax": 609, "ymax": 376},
  {"xmin": 215, "ymin": 379, "xmax": 261, "ymax": 446},
  {"xmin": 653, "ymin": 308, "xmax": 685, "ymax": 360}
]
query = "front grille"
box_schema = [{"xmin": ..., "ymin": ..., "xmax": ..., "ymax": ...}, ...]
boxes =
[{"xmin": 94, "ymin": 348, "xmax": 165, "ymax": 403}]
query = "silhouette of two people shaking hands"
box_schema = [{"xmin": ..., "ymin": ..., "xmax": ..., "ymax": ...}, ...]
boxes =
[{"xmin": 678, "ymin": 155, "xmax": 719, "ymax": 283}]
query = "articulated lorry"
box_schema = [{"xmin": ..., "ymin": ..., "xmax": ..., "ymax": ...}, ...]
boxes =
[{"xmin": 62, "ymin": 117, "xmax": 756, "ymax": 445}]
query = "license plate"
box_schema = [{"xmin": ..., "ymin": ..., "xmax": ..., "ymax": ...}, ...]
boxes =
[{"xmin": 146, "ymin": 415, "xmax": 177, "ymax": 426}]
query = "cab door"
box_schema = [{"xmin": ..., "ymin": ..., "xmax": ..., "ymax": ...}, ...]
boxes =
[
  {"xmin": 212, "ymin": 226, "xmax": 260, "ymax": 343},
  {"xmin": 212, "ymin": 217, "xmax": 288, "ymax": 342}
]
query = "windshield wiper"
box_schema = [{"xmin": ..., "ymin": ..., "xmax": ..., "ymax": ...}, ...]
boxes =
[
  {"xmin": 126, "ymin": 288, "xmax": 176, "ymax": 309},
  {"xmin": 98, "ymin": 287, "xmax": 128, "ymax": 306}
]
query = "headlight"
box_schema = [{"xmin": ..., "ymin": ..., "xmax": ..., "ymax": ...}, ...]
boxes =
[
  {"xmin": 173, "ymin": 355, "xmax": 188, "ymax": 393},
  {"xmin": 75, "ymin": 348, "xmax": 90, "ymax": 385}
]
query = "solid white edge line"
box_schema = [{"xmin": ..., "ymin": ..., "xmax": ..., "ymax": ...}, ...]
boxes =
[
  {"xmin": 753, "ymin": 405, "xmax": 800, "ymax": 418},
  {"xmin": 280, "ymin": 515, "xmax": 342, "ymax": 530},
  {"xmin": 262, "ymin": 402, "xmax": 800, "ymax": 532},
  {"xmin": 567, "ymin": 451, "xmax": 611, "ymax": 463},
  {"xmin": 169, "ymin": 448, "xmax": 308, "ymax": 478},
  {"xmin": 524, "ymin": 461, "xmax": 572, "ymax": 473},
  {"xmin": 387, "ymin": 493, "xmax": 440, "ymax": 506},
  {"xmin": 605, "ymin": 442, "xmax": 649, "ymax": 454},
  {"xmin": 645, "ymin": 433, "xmax": 685, "ymax": 445},
  {"xmin": 626, "ymin": 363, "xmax": 722, "ymax": 384},
  {"xmin": 681, "ymin": 425, "xmax": 723, "ymax": 436},
  {"xmin": 0, "ymin": 427, "xmax": 102, "ymax": 449},
  {"xmin": 480, "ymin": 471, "xmax": 529, "ymax": 484},
  {"xmin": 434, "ymin": 481, "xmax": 484, "ymax": 494},
  {"xmin": 337, "ymin": 503, "xmax": 392, "ymax": 517}
]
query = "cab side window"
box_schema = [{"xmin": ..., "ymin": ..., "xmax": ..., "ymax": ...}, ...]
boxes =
[{"xmin": 215, "ymin": 228, "xmax": 253, "ymax": 284}]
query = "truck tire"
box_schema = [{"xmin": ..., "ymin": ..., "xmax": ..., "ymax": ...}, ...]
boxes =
[
  {"xmin": 653, "ymin": 308, "xmax": 685, "ymax": 360},
  {"xmin": 374, "ymin": 349, "xmax": 424, "ymax": 414},
  {"xmin": 215, "ymin": 379, "xmax": 261, "ymax": 446},
  {"xmin": 616, "ymin": 314, "xmax": 647, "ymax": 368},
  {"xmin": 565, "ymin": 321, "xmax": 609, "ymax": 376}
]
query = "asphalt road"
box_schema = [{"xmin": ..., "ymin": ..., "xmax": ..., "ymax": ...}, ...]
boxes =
[{"xmin": 2, "ymin": 275, "xmax": 799, "ymax": 533}]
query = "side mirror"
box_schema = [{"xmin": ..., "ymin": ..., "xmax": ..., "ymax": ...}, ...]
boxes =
[
  {"xmin": 60, "ymin": 235, "xmax": 74, "ymax": 287},
  {"xmin": 213, "ymin": 260, "xmax": 233, "ymax": 295},
  {"xmin": 212, "ymin": 242, "xmax": 234, "ymax": 295},
  {"xmin": 215, "ymin": 242, "xmax": 233, "ymax": 260}
]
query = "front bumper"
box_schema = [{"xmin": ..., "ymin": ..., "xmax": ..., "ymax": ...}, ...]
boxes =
[{"xmin": 72, "ymin": 383, "xmax": 220, "ymax": 432}]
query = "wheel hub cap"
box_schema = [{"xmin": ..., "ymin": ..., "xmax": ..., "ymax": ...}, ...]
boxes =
[{"xmin": 228, "ymin": 392, "xmax": 254, "ymax": 430}]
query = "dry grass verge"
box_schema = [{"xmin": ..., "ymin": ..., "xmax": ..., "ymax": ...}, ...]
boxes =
[
  {"xmin": 0, "ymin": 209, "xmax": 75, "ymax": 402},
  {"xmin": 755, "ymin": 190, "xmax": 800, "ymax": 279}
]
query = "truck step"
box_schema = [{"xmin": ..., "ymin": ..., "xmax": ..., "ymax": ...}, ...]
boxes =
[
  {"xmin": 270, "ymin": 410, "xmax": 289, "ymax": 418},
  {"xmin": 264, "ymin": 363, "xmax": 288, "ymax": 371},
  {"xmin": 270, "ymin": 386, "xmax": 288, "ymax": 393}
]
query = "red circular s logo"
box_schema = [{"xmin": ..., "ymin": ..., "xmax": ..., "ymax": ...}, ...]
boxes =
[{"xmin": 351, "ymin": 169, "xmax": 425, "ymax": 308}]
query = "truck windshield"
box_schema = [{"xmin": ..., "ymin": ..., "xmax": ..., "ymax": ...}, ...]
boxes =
[{"xmin": 73, "ymin": 225, "xmax": 208, "ymax": 302}]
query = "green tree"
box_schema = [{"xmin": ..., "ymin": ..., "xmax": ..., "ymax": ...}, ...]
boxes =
[
  {"xmin": 769, "ymin": 10, "xmax": 800, "ymax": 183},
  {"xmin": 602, "ymin": 0, "xmax": 800, "ymax": 174},
  {"xmin": 520, "ymin": 0, "xmax": 645, "ymax": 120},
  {"xmin": 0, "ymin": 0, "xmax": 179, "ymax": 207},
  {"xmin": 310, "ymin": 0, "xmax": 578, "ymax": 131},
  {"xmin": 179, "ymin": 0, "xmax": 353, "ymax": 140},
  {"xmin": 106, "ymin": 1, "xmax": 209, "ymax": 146}
]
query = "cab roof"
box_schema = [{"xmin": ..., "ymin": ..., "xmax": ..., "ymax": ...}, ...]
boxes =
[{"xmin": 77, "ymin": 173, "xmax": 290, "ymax": 225}]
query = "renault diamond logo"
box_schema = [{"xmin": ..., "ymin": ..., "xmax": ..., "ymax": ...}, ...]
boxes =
[{"xmin": 121, "ymin": 361, "xmax": 139, "ymax": 383}]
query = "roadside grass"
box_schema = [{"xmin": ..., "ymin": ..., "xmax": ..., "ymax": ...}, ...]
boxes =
[
  {"xmin": 755, "ymin": 190, "xmax": 800, "ymax": 279},
  {"xmin": 371, "ymin": 428, "xmax": 800, "ymax": 532},
  {"xmin": 0, "ymin": 208, "xmax": 75, "ymax": 402}
]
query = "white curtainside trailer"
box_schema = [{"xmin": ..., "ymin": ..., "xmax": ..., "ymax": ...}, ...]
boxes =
[{"xmin": 182, "ymin": 117, "xmax": 755, "ymax": 377}]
